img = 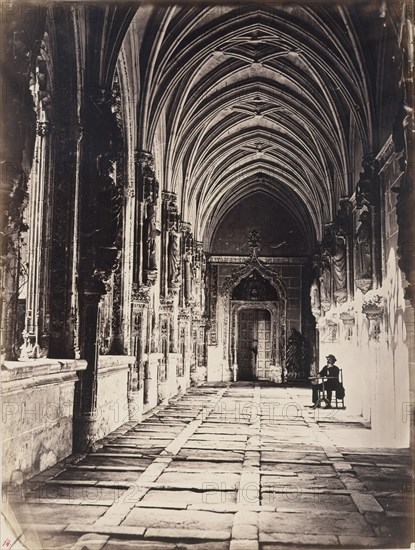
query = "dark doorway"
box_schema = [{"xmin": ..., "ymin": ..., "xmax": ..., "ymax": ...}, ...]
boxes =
[{"xmin": 237, "ymin": 309, "xmax": 271, "ymax": 380}]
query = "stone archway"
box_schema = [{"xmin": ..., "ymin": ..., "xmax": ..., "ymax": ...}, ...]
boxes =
[{"xmin": 220, "ymin": 249, "xmax": 287, "ymax": 381}]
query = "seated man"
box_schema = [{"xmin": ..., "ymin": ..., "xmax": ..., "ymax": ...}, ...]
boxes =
[{"xmin": 311, "ymin": 354, "xmax": 340, "ymax": 408}]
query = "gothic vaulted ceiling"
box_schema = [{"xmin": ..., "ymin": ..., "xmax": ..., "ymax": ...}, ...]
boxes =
[{"xmin": 118, "ymin": 3, "xmax": 398, "ymax": 250}]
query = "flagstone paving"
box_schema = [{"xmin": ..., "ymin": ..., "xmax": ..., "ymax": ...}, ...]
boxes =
[{"xmin": 7, "ymin": 383, "xmax": 413, "ymax": 549}]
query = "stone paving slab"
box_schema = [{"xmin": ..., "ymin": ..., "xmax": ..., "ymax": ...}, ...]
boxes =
[
  {"xmin": 191, "ymin": 434, "xmax": 248, "ymax": 441},
  {"xmin": 55, "ymin": 469, "xmax": 144, "ymax": 482},
  {"xmin": 168, "ymin": 460, "xmax": 243, "ymax": 471},
  {"xmin": 261, "ymin": 492, "xmax": 358, "ymax": 511},
  {"xmin": 259, "ymin": 511, "xmax": 374, "ymax": 536},
  {"xmin": 14, "ymin": 502, "xmax": 108, "ymax": 525},
  {"xmin": 141, "ymin": 488, "xmax": 238, "ymax": 505},
  {"xmin": 122, "ymin": 508, "xmax": 234, "ymax": 531},
  {"xmin": 157, "ymin": 472, "xmax": 241, "ymax": 486},
  {"xmin": 261, "ymin": 476, "xmax": 345, "ymax": 490},
  {"xmin": 261, "ymin": 462, "xmax": 334, "ymax": 473},
  {"xmin": 260, "ymin": 532, "xmax": 339, "ymax": 546},
  {"xmin": 25, "ymin": 484, "xmax": 124, "ymax": 502},
  {"xmin": 105, "ymin": 541, "xmax": 230, "ymax": 550},
  {"xmin": 144, "ymin": 528, "xmax": 231, "ymax": 541},
  {"xmin": 177, "ymin": 449, "xmax": 245, "ymax": 460}
]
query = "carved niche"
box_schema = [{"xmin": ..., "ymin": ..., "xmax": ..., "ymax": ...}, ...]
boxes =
[
  {"xmin": 232, "ymin": 270, "xmax": 278, "ymax": 301},
  {"xmin": 354, "ymin": 207, "xmax": 373, "ymax": 293},
  {"xmin": 362, "ymin": 295, "xmax": 384, "ymax": 342},
  {"xmin": 340, "ymin": 310, "xmax": 355, "ymax": 341}
]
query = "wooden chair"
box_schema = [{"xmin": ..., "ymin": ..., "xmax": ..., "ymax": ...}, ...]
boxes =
[{"xmin": 317, "ymin": 369, "xmax": 345, "ymax": 409}]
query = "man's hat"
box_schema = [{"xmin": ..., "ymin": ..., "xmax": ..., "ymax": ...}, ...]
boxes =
[{"xmin": 326, "ymin": 354, "xmax": 337, "ymax": 362}]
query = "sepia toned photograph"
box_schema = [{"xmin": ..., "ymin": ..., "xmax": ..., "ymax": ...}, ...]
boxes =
[{"xmin": 1, "ymin": 0, "xmax": 414, "ymax": 548}]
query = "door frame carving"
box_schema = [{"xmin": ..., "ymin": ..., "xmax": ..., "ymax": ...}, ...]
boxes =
[
  {"xmin": 232, "ymin": 303, "xmax": 277, "ymax": 379},
  {"xmin": 220, "ymin": 251, "xmax": 287, "ymax": 378}
]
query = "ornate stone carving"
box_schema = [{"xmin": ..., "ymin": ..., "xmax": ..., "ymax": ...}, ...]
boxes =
[
  {"xmin": 356, "ymin": 155, "xmax": 377, "ymax": 209},
  {"xmin": 135, "ymin": 151, "xmax": 154, "ymax": 170},
  {"xmin": 168, "ymin": 223, "xmax": 180, "ymax": 291},
  {"xmin": 36, "ymin": 121, "xmax": 52, "ymax": 136},
  {"xmin": 209, "ymin": 255, "xmax": 308, "ymax": 264},
  {"xmin": 319, "ymin": 251, "xmax": 332, "ymax": 311},
  {"xmin": 160, "ymin": 297, "xmax": 174, "ymax": 312},
  {"xmin": 355, "ymin": 209, "xmax": 372, "ymax": 281},
  {"xmin": 131, "ymin": 285, "xmax": 150, "ymax": 303},
  {"xmin": 310, "ymin": 279, "xmax": 321, "ymax": 319},
  {"xmin": 355, "ymin": 277, "xmax": 373, "ymax": 294},
  {"xmin": 248, "ymin": 229, "xmax": 261, "ymax": 253},
  {"xmin": 144, "ymin": 201, "xmax": 161, "ymax": 273},
  {"xmin": 332, "ymin": 234, "xmax": 347, "ymax": 304},
  {"xmin": 322, "ymin": 318, "xmax": 339, "ymax": 343},
  {"xmin": 340, "ymin": 310, "xmax": 355, "ymax": 340},
  {"xmin": 392, "ymin": 97, "xmax": 415, "ymax": 304},
  {"xmin": 362, "ymin": 295, "xmax": 384, "ymax": 342},
  {"xmin": 220, "ymin": 245, "xmax": 286, "ymax": 300},
  {"xmin": 208, "ymin": 264, "xmax": 218, "ymax": 345}
]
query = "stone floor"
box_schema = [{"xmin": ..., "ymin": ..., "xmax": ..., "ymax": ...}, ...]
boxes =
[{"xmin": 4, "ymin": 383, "xmax": 414, "ymax": 549}]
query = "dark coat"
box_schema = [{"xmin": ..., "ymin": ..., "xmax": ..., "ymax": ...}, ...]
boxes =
[{"xmin": 318, "ymin": 365, "xmax": 340, "ymax": 391}]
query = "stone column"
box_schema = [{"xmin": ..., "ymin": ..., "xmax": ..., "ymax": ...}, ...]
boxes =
[
  {"xmin": 20, "ymin": 120, "xmax": 53, "ymax": 360},
  {"xmin": 74, "ymin": 84, "xmax": 122, "ymax": 450},
  {"xmin": 0, "ymin": 6, "xmax": 46, "ymax": 361}
]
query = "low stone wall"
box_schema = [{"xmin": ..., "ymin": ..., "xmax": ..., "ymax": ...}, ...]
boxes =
[
  {"xmin": 144, "ymin": 353, "xmax": 162, "ymax": 412},
  {"xmin": 2, "ymin": 359, "xmax": 87, "ymax": 484},
  {"xmin": 94, "ymin": 355, "xmax": 135, "ymax": 441}
]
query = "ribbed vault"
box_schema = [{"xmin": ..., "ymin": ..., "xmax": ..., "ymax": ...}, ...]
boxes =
[{"xmin": 119, "ymin": 4, "xmax": 380, "ymax": 247}]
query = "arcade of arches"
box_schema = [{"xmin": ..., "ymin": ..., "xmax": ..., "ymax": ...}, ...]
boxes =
[{"xmin": 1, "ymin": 2, "xmax": 414, "ymax": 492}]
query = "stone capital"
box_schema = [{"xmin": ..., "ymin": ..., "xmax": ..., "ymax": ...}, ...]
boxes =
[
  {"xmin": 362, "ymin": 295, "xmax": 384, "ymax": 321},
  {"xmin": 135, "ymin": 150, "xmax": 154, "ymax": 169},
  {"xmin": 36, "ymin": 120, "xmax": 52, "ymax": 136}
]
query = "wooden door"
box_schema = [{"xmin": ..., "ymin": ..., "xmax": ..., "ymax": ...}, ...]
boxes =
[
  {"xmin": 256, "ymin": 309, "xmax": 272, "ymax": 379},
  {"xmin": 237, "ymin": 309, "xmax": 272, "ymax": 380}
]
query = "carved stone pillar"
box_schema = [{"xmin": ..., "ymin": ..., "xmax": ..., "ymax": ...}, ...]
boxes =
[
  {"xmin": 207, "ymin": 263, "xmax": 218, "ymax": 345},
  {"xmin": 73, "ymin": 283, "xmax": 103, "ymax": 450},
  {"xmin": 47, "ymin": 13, "xmax": 83, "ymax": 359},
  {"xmin": 131, "ymin": 289, "xmax": 149, "ymax": 389},
  {"xmin": 0, "ymin": 8, "xmax": 46, "ymax": 361},
  {"xmin": 134, "ymin": 151, "xmax": 153, "ymax": 287},
  {"xmin": 74, "ymin": 84, "xmax": 123, "ymax": 450},
  {"xmin": 20, "ymin": 120, "xmax": 53, "ymax": 360},
  {"xmin": 194, "ymin": 242, "xmax": 206, "ymax": 314}
]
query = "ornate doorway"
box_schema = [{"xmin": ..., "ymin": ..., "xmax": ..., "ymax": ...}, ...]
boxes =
[{"xmin": 237, "ymin": 309, "xmax": 271, "ymax": 380}]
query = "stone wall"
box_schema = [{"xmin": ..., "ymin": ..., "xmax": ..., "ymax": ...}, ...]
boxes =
[
  {"xmin": 94, "ymin": 356, "xmax": 135, "ymax": 441},
  {"xmin": 2, "ymin": 359, "xmax": 87, "ymax": 484},
  {"xmin": 317, "ymin": 144, "xmax": 412, "ymax": 447}
]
